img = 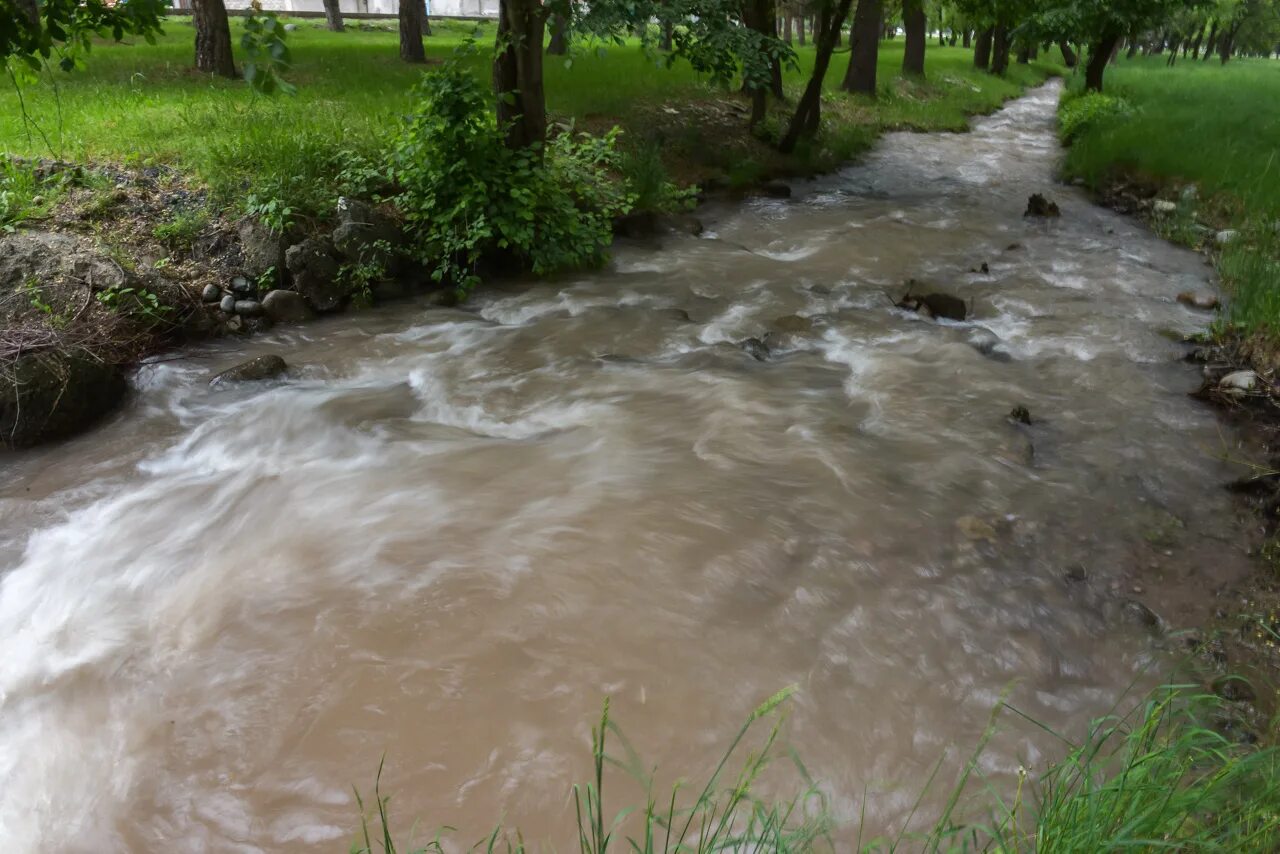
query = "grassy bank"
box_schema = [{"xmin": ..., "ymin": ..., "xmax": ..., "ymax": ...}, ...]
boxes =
[
  {"xmin": 0, "ymin": 18, "xmax": 1062, "ymax": 221},
  {"xmin": 1056, "ymin": 56, "xmax": 1280, "ymax": 354},
  {"xmin": 354, "ymin": 685, "xmax": 1280, "ymax": 852}
]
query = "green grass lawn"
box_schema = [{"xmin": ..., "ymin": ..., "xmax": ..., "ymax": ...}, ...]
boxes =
[
  {"xmin": 0, "ymin": 17, "xmax": 1061, "ymax": 212},
  {"xmin": 1058, "ymin": 56, "xmax": 1280, "ymax": 349},
  {"xmin": 1061, "ymin": 56, "xmax": 1280, "ymax": 221}
]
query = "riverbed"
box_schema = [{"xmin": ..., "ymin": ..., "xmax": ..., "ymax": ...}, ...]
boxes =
[{"xmin": 0, "ymin": 80, "xmax": 1254, "ymax": 850}]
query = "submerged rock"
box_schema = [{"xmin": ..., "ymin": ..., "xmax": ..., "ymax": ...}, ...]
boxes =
[
  {"xmin": 1008, "ymin": 405, "xmax": 1032, "ymax": 425},
  {"xmin": 1024, "ymin": 193, "xmax": 1060, "ymax": 218},
  {"xmin": 1212, "ymin": 675, "xmax": 1256, "ymax": 703},
  {"xmin": 209, "ymin": 354, "xmax": 288, "ymax": 386},
  {"xmin": 0, "ymin": 352, "xmax": 127, "ymax": 448},
  {"xmin": 739, "ymin": 336, "xmax": 771, "ymax": 361},
  {"xmin": 1177, "ymin": 291, "xmax": 1220, "ymax": 311},
  {"xmin": 771, "ymin": 314, "xmax": 812, "ymax": 334},
  {"xmin": 261, "ymin": 289, "xmax": 313, "ymax": 323},
  {"xmin": 899, "ymin": 291, "xmax": 967, "ymax": 322},
  {"xmin": 1120, "ymin": 599, "xmax": 1161, "ymax": 630},
  {"xmin": 967, "ymin": 328, "xmax": 1001, "ymax": 355}
]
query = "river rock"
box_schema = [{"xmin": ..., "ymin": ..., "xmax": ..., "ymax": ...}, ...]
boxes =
[
  {"xmin": 771, "ymin": 314, "xmax": 812, "ymax": 334},
  {"xmin": 285, "ymin": 236, "xmax": 345, "ymax": 312},
  {"xmin": 0, "ymin": 352, "xmax": 127, "ymax": 448},
  {"xmin": 760, "ymin": 181, "xmax": 792, "ymax": 199},
  {"xmin": 1215, "ymin": 229, "xmax": 1239, "ymax": 247},
  {"xmin": 1219, "ymin": 370, "xmax": 1259, "ymax": 393},
  {"xmin": 1008, "ymin": 405, "xmax": 1032, "ymax": 425},
  {"xmin": 209, "ymin": 354, "xmax": 287, "ymax": 386},
  {"xmin": 200, "ymin": 283, "xmax": 221, "ymax": 303},
  {"xmin": 234, "ymin": 299, "xmax": 263, "ymax": 317},
  {"xmin": 218, "ymin": 294, "xmax": 236, "ymax": 313},
  {"xmin": 1181, "ymin": 184, "xmax": 1199, "ymax": 202},
  {"xmin": 261, "ymin": 289, "xmax": 313, "ymax": 323},
  {"xmin": 230, "ymin": 275, "xmax": 252, "ymax": 295},
  {"xmin": 1176, "ymin": 291, "xmax": 1219, "ymax": 311},
  {"xmin": 967, "ymin": 328, "xmax": 1001, "ymax": 355},
  {"xmin": 1120, "ymin": 598, "xmax": 1160, "ymax": 630},
  {"xmin": 1024, "ymin": 193, "xmax": 1060, "ymax": 218},
  {"xmin": 902, "ymin": 292, "xmax": 967, "ymax": 322},
  {"xmin": 662, "ymin": 213, "xmax": 705, "ymax": 236},
  {"xmin": 237, "ymin": 219, "xmax": 287, "ymax": 282},
  {"xmin": 1212, "ymin": 675, "xmax": 1256, "ymax": 703},
  {"xmin": 739, "ymin": 336, "xmax": 770, "ymax": 361},
  {"xmin": 614, "ymin": 211, "xmax": 660, "ymax": 239},
  {"xmin": 1153, "ymin": 200, "xmax": 1177, "ymax": 215}
]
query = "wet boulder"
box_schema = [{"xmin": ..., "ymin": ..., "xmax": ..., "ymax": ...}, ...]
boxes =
[
  {"xmin": 898, "ymin": 291, "xmax": 967, "ymax": 322},
  {"xmin": 284, "ymin": 237, "xmax": 345, "ymax": 312},
  {"xmin": 1177, "ymin": 291, "xmax": 1220, "ymax": 311},
  {"xmin": 760, "ymin": 181, "xmax": 792, "ymax": 199},
  {"xmin": 201, "ymin": 283, "xmax": 222, "ymax": 303},
  {"xmin": 739, "ymin": 336, "xmax": 771, "ymax": 361},
  {"xmin": 237, "ymin": 219, "xmax": 287, "ymax": 283},
  {"xmin": 1219, "ymin": 370, "xmax": 1260, "ymax": 394},
  {"xmin": 1024, "ymin": 193, "xmax": 1061, "ymax": 218},
  {"xmin": 1008, "ymin": 405, "xmax": 1032, "ymax": 425},
  {"xmin": 331, "ymin": 198, "xmax": 405, "ymax": 266},
  {"xmin": 209, "ymin": 354, "xmax": 288, "ymax": 387},
  {"xmin": 261, "ymin": 289, "xmax": 313, "ymax": 323},
  {"xmin": 0, "ymin": 351, "xmax": 128, "ymax": 448}
]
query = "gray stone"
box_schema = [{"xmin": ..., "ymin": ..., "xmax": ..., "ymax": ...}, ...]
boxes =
[
  {"xmin": 219, "ymin": 294, "xmax": 236, "ymax": 313},
  {"xmin": 237, "ymin": 219, "xmax": 287, "ymax": 282},
  {"xmin": 284, "ymin": 237, "xmax": 345, "ymax": 311},
  {"xmin": 230, "ymin": 275, "xmax": 252, "ymax": 295},
  {"xmin": 283, "ymin": 23, "xmax": 298, "ymax": 31},
  {"xmin": 0, "ymin": 352, "xmax": 127, "ymax": 448},
  {"xmin": 234, "ymin": 299, "xmax": 264, "ymax": 317},
  {"xmin": 1176, "ymin": 291, "xmax": 1219, "ymax": 311},
  {"xmin": 1180, "ymin": 184, "xmax": 1199, "ymax": 202},
  {"xmin": 1024, "ymin": 193, "xmax": 1060, "ymax": 218},
  {"xmin": 209, "ymin": 354, "xmax": 288, "ymax": 386},
  {"xmin": 739, "ymin": 337, "xmax": 770, "ymax": 361},
  {"xmin": 261, "ymin": 289, "xmax": 313, "ymax": 323},
  {"xmin": 1153, "ymin": 200, "xmax": 1177, "ymax": 215},
  {"xmin": 1120, "ymin": 599, "xmax": 1160, "ymax": 630},
  {"xmin": 332, "ymin": 197, "xmax": 404, "ymax": 263},
  {"xmin": 1215, "ymin": 229, "xmax": 1240, "ymax": 247},
  {"xmin": 967, "ymin": 328, "xmax": 1001, "ymax": 355},
  {"xmin": 1219, "ymin": 370, "xmax": 1259, "ymax": 393},
  {"xmin": 661, "ymin": 213, "xmax": 705, "ymax": 236},
  {"xmin": 201, "ymin": 283, "xmax": 222, "ymax": 303}
]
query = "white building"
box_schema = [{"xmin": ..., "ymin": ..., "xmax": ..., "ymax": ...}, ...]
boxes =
[{"xmin": 215, "ymin": 0, "xmax": 499, "ymax": 17}]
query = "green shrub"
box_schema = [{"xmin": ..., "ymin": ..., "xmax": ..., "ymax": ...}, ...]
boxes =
[
  {"xmin": 389, "ymin": 44, "xmax": 632, "ymax": 293},
  {"xmin": 0, "ymin": 158, "xmax": 49, "ymax": 231},
  {"xmin": 1058, "ymin": 92, "xmax": 1133, "ymax": 144},
  {"xmin": 152, "ymin": 206, "xmax": 210, "ymax": 251},
  {"xmin": 619, "ymin": 140, "xmax": 695, "ymax": 214}
]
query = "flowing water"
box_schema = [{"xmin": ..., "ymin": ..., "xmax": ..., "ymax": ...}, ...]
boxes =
[{"xmin": 0, "ymin": 81, "xmax": 1257, "ymax": 851}]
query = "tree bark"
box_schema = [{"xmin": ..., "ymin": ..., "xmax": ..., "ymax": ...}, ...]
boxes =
[
  {"xmin": 780, "ymin": 0, "xmax": 857, "ymax": 152},
  {"xmin": 192, "ymin": 0, "xmax": 236, "ymax": 78},
  {"xmin": 784, "ymin": 15, "xmax": 792, "ymax": 44},
  {"xmin": 902, "ymin": 0, "xmax": 925, "ymax": 76},
  {"xmin": 322, "ymin": 0, "xmax": 344, "ymax": 32},
  {"xmin": 399, "ymin": 0, "xmax": 427, "ymax": 62},
  {"xmin": 841, "ymin": 0, "xmax": 881, "ymax": 94},
  {"xmin": 962, "ymin": 28, "xmax": 971, "ymax": 49},
  {"xmin": 797, "ymin": 14, "xmax": 805, "ymax": 46},
  {"xmin": 547, "ymin": 12, "xmax": 568, "ymax": 54},
  {"xmin": 1203, "ymin": 21, "xmax": 1218, "ymax": 60},
  {"xmin": 661, "ymin": 19, "xmax": 674, "ymax": 51},
  {"xmin": 1016, "ymin": 43, "xmax": 1029, "ymax": 64},
  {"xmin": 1084, "ymin": 32, "xmax": 1120, "ymax": 92},
  {"xmin": 493, "ymin": 0, "xmax": 547, "ymax": 150},
  {"xmin": 1059, "ymin": 40, "xmax": 1077, "ymax": 67},
  {"xmin": 973, "ymin": 26, "xmax": 992, "ymax": 70},
  {"xmin": 989, "ymin": 23, "xmax": 1009, "ymax": 75}
]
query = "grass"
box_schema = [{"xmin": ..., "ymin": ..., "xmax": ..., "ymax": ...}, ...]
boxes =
[
  {"xmin": 1056, "ymin": 56, "xmax": 1280, "ymax": 348},
  {"xmin": 351, "ymin": 683, "xmax": 1280, "ymax": 853},
  {"xmin": 0, "ymin": 18, "xmax": 1062, "ymax": 219}
]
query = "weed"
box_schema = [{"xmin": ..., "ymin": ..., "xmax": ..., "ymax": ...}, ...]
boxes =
[
  {"xmin": 96, "ymin": 284, "xmax": 170, "ymax": 324},
  {"xmin": 152, "ymin": 206, "xmax": 210, "ymax": 251}
]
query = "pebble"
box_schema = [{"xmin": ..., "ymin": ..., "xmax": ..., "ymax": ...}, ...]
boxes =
[
  {"xmin": 201, "ymin": 283, "xmax": 221, "ymax": 303},
  {"xmin": 219, "ymin": 294, "xmax": 236, "ymax": 313},
  {"xmin": 230, "ymin": 275, "xmax": 252, "ymax": 294}
]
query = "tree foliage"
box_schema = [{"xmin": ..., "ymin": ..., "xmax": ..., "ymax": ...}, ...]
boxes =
[{"xmin": 1, "ymin": 0, "xmax": 165, "ymax": 70}]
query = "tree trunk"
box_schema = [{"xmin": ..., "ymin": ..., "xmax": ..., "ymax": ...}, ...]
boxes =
[
  {"xmin": 841, "ymin": 0, "xmax": 881, "ymax": 94},
  {"xmin": 1084, "ymin": 32, "xmax": 1120, "ymax": 92},
  {"xmin": 15, "ymin": 0, "xmax": 38, "ymax": 25},
  {"xmin": 989, "ymin": 23, "xmax": 1009, "ymax": 75},
  {"xmin": 797, "ymin": 15, "xmax": 805, "ymax": 46},
  {"xmin": 1059, "ymin": 40, "xmax": 1077, "ymax": 67},
  {"xmin": 780, "ymin": 0, "xmax": 857, "ymax": 152},
  {"xmin": 1220, "ymin": 22, "xmax": 1240, "ymax": 64},
  {"xmin": 1016, "ymin": 44, "xmax": 1030, "ymax": 64},
  {"xmin": 399, "ymin": 0, "xmax": 427, "ymax": 62},
  {"xmin": 493, "ymin": 0, "xmax": 547, "ymax": 150},
  {"xmin": 784, "ymin": 15, "xmax": 792, "ymax": 44},
  {"xmin": 962, "ymin": 29, "xmax": 971, "ymax": 49},
  {"xmin": 1203, "ymin": 21, "xmax": 1218, "ymax": 60},
  {"xmin": 661, "ymin": 19, "xmax": 674, "ymax": 51},
  {"xmin": 547, "ymin": 12, "xmax": 568, "ymax": 54},
  {"xmin": 902, "ymin": 0, "xmax": 926, "ymax": 76},
  {"xmin": 192, "ymin": 0, "xmax": 236, "ymax": 78},
  {"xmin": 1126, "ymin": 38, "xmax": 1138, "ymax": 58},
  {"xmin": 973, "ymin": 26, "xmax": 992, "ymax": 70},
  {"xmin": 322, "ymin": 0, "xmax": 344, "ymax": 32}
]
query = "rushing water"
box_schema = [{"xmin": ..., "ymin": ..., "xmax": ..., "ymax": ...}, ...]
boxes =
[{"xmin": 0, "ymin": 81, "xmax": 1256, "ymax": 851}]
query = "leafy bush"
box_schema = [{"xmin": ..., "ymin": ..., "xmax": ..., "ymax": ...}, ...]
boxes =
[
  {"xmin": 1058, "ymin": 92, "xmax": 1133, "ymax": 144},
  {"xmin": 619, "ymin": 140, "xmax": 695, "ymax": 214},
  {"xmin": 389, "ymin": 45, "xmax": 632, "ymax": 293}
]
